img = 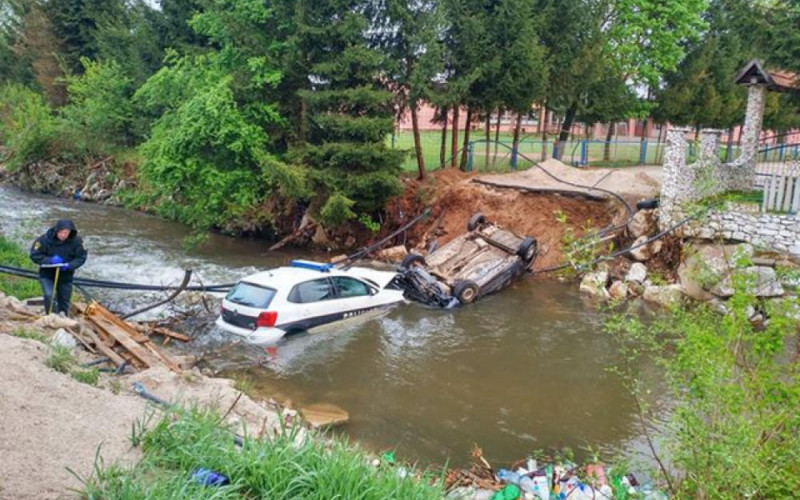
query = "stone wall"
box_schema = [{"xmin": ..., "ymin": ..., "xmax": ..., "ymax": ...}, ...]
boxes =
[{"xmin": 683, "ymin": 211, "xmax": 800, "ymax": 257}]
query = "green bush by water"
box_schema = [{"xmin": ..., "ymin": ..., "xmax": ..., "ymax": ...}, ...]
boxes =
[
  {"xmin": 83, "ymin": 407, "xmax": 446, "ymax": 500},
  {"xmin": 0, "ymin": 235, "xmax": 40, "ymax": 300}
]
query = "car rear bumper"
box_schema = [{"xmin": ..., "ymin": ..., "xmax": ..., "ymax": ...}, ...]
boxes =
[{"xmin": 215, "ymin": 316, "xmax": 286, "ymax": 345}]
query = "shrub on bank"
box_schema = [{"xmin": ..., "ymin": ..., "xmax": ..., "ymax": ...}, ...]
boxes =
[
  {"xmin": 0, "ymin": 84, "xmax": 56, "ymax": 171},
  {"xmin": 0, "ymin": 235, "xmax": 40, "ymax": 299},
  {"xmin": 83, "ymin": 407, "xmax": 446, "ymax": 499}
]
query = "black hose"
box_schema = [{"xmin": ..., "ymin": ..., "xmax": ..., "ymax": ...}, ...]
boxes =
[
  {"xmin": 340, "ymin": 208, "xmax": 432, "ymax": 269},
  {"xmin": 0, "ymin": 264, "xmax": 233, "ymax": 292}
]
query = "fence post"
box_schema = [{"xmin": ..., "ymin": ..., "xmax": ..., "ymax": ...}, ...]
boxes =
[
  {"xmin": 391, "ymin": 132, "xmax": 396, "ymax": 149},
  {"xmin": 640, "ymin": 139, "xmax": 648, "ymax": 165},
  {"xmin": 779, "ymin": 142, "xmax": 785, "ymax": 161},
  {"xmin": 511, "ymin": 142, "xmax": 518, "ymax": 170},
  {"xmin": 467, "ymin": 142, "xmax": 474, "ymax": 172},
  {"xmin": 580, "ymin": 140, "xmax": 588, "ymax": 166}
]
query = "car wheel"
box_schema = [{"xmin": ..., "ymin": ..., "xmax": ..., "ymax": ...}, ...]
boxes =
[
  {"xmin": 517, "ymin": 236, "xmax": 538, "ymax": 263},
  {"xmin": 401, "ymin": 253, "xmax": 426, "ymax": 270},
  {"xmin": 453, "ymin": 280, "xmax": 479, "ymax": 304},
  {"xmin": 467, "ymin": 213, "xmax": 486, "ymax": 231}
]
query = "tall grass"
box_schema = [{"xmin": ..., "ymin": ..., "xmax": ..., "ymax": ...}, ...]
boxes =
[
  {"xmin": 0, "ymin": 235, "xmax": 40, "ymax": 299},
  {"xmin": 83, "ymin": 407, "xmax": 446, "ymax": 499}
]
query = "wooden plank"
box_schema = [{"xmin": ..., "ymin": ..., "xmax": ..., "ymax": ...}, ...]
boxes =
[
  {"xmin": 777, "ymin": 175, "xmax": 788, "ymax": 212},
  {"xmin": 70, "ymin": 328, "xmax": 97, "ymax": 354},
  {"xmin": 87, "ymin": 302, "xmax": 149, "ymax": 343},
  {"xmin": 142, "ymin": 341, "xmax": 182, "ymax": 373},
  {"xmin": 82, "ymin": 327, "xmax": 127, "ymax": 367},
  {"xmin": 88, "ymin": 315, "xmax": 160, "ymax": 368},
  {"xmin": 792, "ymin": 177, "xmax": 800, "ymax": 213},
  {"xmin": 152, "ymin": 327, "xmax": 191, "ymax": 342}
]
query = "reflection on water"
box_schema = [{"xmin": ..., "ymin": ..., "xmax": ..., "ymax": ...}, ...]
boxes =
[{"xmin": 1, "ymin": 186, "xmax": 666, "ymax": 467}]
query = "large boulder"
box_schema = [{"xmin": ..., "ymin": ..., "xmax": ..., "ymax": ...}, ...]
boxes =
[
  {"xmin": 625, "ymin": 263, "xmax": 648, "ymax": 284},
  {"xmin": 711, "ymin": 266, "xmax": 785, "ymax": 298},
  {"xmin": 642, "ymin": 284, "xmax": 684, "ymax": 307},
  {"xmin": 627, "ymin": 209, "xmax": 657, "ymax": 239},
  {"xmin": 678, "ymin": 243, "xmax": 755, "ymax": 300},
  {"xmin": 630, "ymin": 236, "xmax": 663, "ymax": 262},
  {"xmin": 580, "ymin": 271, "xmax": 609, "ymax": 299}
]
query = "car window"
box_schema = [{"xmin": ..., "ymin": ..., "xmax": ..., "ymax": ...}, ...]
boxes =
[
  {"xmin": 332, "ymin": 277, "xmax": 371, "ymax": 298},
  {"xmin": 288, "ymin": 278, "xmax": 335, "ymax": 303},
  {"xmin": 226, "ymin": 282, "xmax": 276, "ymax": 308}
]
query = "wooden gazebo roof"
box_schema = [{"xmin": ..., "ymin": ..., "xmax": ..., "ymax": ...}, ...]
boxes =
[{"xmin": 735, "ymin": 60, "xmax": 799, "ymax": 92}]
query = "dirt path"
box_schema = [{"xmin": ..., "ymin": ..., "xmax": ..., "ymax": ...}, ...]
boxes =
[{"xmin": 479, "ymin": 159, "xmax": 662, "ymax": 202}]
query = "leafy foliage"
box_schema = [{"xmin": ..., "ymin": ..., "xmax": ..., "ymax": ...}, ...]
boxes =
[
  {"xmin": 605, "ymin": 267, "xmax": 800, "ymax": 497},
  {"xmin": 59, "ymin": 58, "xmax": 135, "ymax": 157},
  {"xmin": 0, "ymin": 84, "xmax": 55, "ymax": 171}
]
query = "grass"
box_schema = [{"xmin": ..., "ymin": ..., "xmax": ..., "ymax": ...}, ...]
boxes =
[
  {"xmin": 8, "ymin": 326, "xmax": 48, "ymax": 342},
  {"xmin": 81, "ymin": 407, "xmax": 446, "ymax": 499},
  {"xmin": 0, "ymin": 235, "xmax": 41, "ymax": 300},
  {"xmin": 45, "ymin": 344, "xmax": 77, "ymax": 373},
  {"xmin": 232, "ymin": 374, "xmax": 254, "ymax": 396},
  {"xmin": 72, "ymin": 367, "xmax": 100, "ymax": 386},
  {"xmin": 388, "ymin": 130, "xmax": 672, "ymax": 174}
]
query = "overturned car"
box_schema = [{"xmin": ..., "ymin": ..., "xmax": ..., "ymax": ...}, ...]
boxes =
[{"xmin": 391, "ymin": 213, "xmax": 538, "ymax": 307}]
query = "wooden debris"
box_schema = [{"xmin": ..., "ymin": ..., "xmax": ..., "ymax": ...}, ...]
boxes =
[
  {"xmin": 81, "ymin": 301, "xmax": 182, "ymax": 373},
  {"xmin": 151, "ymin": 326, "xmax": 191, "ymax": 342}
]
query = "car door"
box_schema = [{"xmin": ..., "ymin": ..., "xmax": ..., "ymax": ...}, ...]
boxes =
[
  {"xmin": 329, "ymin": 276, "xmax": 377, "ymax": 317},
  {"xmin": 286, "ymin": 278, "xmax": 337, "ymax": 330}
]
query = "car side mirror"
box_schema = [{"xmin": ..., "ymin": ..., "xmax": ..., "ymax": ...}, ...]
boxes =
[{"xmin": 369, "ymin": 287, "xmax": 378, "ymax": 296}]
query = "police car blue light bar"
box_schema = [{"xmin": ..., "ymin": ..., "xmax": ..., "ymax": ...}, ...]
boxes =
[{"xmin": 289, "ymin": 260, "xmax": 334, "ymax": 272}]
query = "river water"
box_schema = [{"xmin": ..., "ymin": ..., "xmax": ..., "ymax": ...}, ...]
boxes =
[{"xmin": 0, "ymin": 186, "xmax": 665, "ymax": 467}]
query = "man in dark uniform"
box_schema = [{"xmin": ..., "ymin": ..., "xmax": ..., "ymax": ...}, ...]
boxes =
[{"xmin": 29, "ymin": 219, "xmax": 88, "ymax": 316}]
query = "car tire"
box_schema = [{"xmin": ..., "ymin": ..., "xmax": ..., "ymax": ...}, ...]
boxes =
[
  {"xmin": 453, "ymin": 280, "xmax": 479, "ymax": 304},
  {"xmin": 467, "ymin": 213, "xmax": 486, "ymax": 231},
  {"xmin": 517, "ymin": 236, "xmax": 538, "ymax": 263},
  {"xmin": 401, "ymin": 253, "xmax": 426, "ymax": 270}
]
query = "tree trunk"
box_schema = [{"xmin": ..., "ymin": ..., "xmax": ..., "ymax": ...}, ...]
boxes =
[
  {"xmin": 411, "ymin": 103, "xmax": 425, "ymax": 180},
  {"xmin": 451, "ymin": 106, "xmax": 460, "ymax": 168},
  {"xmin": 512, "ymin": 112, "xmax": 523, "ymax": 168},
  {"xmin": 485, "ymin": 113, "xmax": 491, "ymax": 169},
  {"xmin": 460, "ymin": 106, "xmax": 473, "ymax": 171},
  {"xmin": 439, "ymin": 106, "xmax": 448, "ymax": 167},
  {"xmin": 603, "ymin": 120, "xmax": 614, "ymax": 162},
  {"xmin": 540, "ymin": 105, "xmax": 549, "ymax": 161},
  {"xmin": 555, "ymin": 101, "xmax": 578, "ymax": 160},
  {"xmin": 493, "ymin": 110, "xmax": 501, "ymax": 164}
]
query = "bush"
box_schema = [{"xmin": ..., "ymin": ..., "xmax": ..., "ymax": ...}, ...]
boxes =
[
  {"xmin": 59, "ymin": 58, "xmax": 135, "ymax": 157},
  {"xmin": 605, "ymin": 271, "xmax": 800, "ymax": 497},
  {"xmin": 0, "ymin": 84, "xmax": 56, "ymax": 171}
]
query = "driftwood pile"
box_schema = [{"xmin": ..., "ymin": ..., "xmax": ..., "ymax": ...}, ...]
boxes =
[{"xmin": 71, "ymin": 301, "xmax": 189, "ymax": 373}]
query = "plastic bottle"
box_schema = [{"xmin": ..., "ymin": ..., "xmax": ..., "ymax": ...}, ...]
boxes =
[
  {"xmin": 532, "ymin": 475, "xmax": 550, "ymax": 500},
  {"xmin": 191, "ymin": 468, "xmax": 230, "ymax": 486},
  {"xmin": 496, "ymin": 468, "xmax": 522, "ymax": 485}
]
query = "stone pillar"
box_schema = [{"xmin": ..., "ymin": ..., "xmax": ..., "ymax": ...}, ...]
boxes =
[
  {"xmin": 659, "ymin": 127, "xmax": 691, "ymax": 230},
  {"xmin": 735, "ymin": 84, "xmax": 766, "ymax": 184}
]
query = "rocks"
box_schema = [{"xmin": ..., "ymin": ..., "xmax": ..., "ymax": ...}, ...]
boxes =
[
  {"xmin": 627, "ymin": 209, "xmax": 657, "ymax": 239},
  {"xmin": 579, "ymin": 271, "xmax": 609, "ymax": 299},
  {"xmin": 51, "ymin": 328, "xmax": 77, "ymax": 349},
  {"xmin": 630, "ymin": 236, "xmax": 663, "ymax": 262},
  {"xmin": 299, "ymin": 403, "xmax": 350, "ymax": 429},
  {"xmin": 311, "ymin": 225, "xmax": 330, "ymax": 247},
  {"xmin": 625, "ymin": 263, "xmax": 648, "ymax": 284},
  {"xmin": 678, "ymin": 243, "xmax": 757, "ymax": 300},
  {"xmin": 376, "ymin": 245, "xmax": 408, "ymax": 263},
  {"xmin": 608, "ymin": 281, "xmax": 629, "ymax": 300},
  {"xmin": 642, "ymin": 284, "xmax": 684, "ymax": 307},
  {"xmin": 711, "ymin": 266, "xmax": 785, "ymax": 298}
]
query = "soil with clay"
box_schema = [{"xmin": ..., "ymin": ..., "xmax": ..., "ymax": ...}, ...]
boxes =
[
  {"xmin": 391, "ymin": 166, "xmax": 621, "ymax": 270},
  {"xmin": 0, "ymin": 297, "xmax": 289, "ymax": 500}
]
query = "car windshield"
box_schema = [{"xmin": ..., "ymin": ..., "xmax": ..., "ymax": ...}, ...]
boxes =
[{"xmin": 225, "ymin": 282, "xmax": 276, "ymax": 309}]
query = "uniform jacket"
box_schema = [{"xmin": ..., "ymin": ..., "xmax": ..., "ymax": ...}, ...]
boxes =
[{"xmin": 30, "ymin": 219, "xmax": 88, "ymax": 279}]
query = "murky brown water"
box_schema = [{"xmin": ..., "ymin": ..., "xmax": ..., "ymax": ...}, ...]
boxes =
[{"xmin": 0, "ymin": 186, "xmax": 665, "ymax": 467}]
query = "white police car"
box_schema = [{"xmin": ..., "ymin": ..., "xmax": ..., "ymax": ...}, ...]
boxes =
[{"xmin": 216, "ymin": 260, "xmax": 404, "ymax": 345}]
